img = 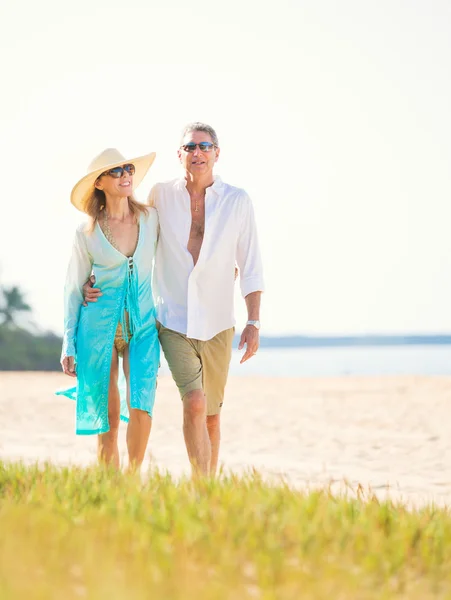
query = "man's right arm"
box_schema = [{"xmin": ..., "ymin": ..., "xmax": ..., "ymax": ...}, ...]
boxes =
[
  {"xmin": 82, "ymin": 275, "xmax": 102, "ymax": 306},
  {"xmin": 147, "ymin": 183, "xmax": 158, "ymax": 208}
]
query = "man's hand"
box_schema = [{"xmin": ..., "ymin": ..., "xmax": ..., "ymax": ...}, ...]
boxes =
[
  {"xmin": 82, "ymin": 275, "xmax": 102, "ymax": 306},
  {"xmin": 238, "ymin": 325, "xmax": 260, "ymax": 364},
  {"xmin": 61, "ymin": 355, "xmax": 76, "ymax": 377}
]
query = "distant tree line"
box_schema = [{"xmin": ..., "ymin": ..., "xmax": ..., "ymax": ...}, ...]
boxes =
[
  {"xmin": 2, "ymin": 283, "xmax": 449, "ymax": 372},
  {"xmin": 0, "ymin": 284, "xmax": 61, "ymax": 371}
]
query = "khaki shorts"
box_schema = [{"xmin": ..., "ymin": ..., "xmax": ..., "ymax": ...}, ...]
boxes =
[{"xmin": 157, "ymin": 322, "xmax": 234, "ymax": 416}]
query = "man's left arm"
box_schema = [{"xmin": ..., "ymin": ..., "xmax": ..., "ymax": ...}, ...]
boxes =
[
  {"xmin": 238, "ymin": 291, "xmax": 262, "ymax": 363},
  {"xmin": 236, "ymin": 193, "xmax": 265, "ymax": 363}
]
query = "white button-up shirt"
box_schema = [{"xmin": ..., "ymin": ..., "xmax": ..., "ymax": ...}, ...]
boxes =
[{"xmin": 149, "ymin": 176, "xmax": 264, "ymax": 341}]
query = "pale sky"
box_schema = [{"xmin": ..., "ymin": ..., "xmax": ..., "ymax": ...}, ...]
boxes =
[{"xmin": 1, "ymin": 0, "xmax": 450, "ymax": 335}]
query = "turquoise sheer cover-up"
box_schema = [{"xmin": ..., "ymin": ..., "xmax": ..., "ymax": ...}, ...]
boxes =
[{"xmin": 56, "ymin": 211, "xmax": 160, "ymax": 435}]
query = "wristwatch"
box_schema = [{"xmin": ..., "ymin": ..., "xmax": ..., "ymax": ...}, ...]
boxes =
[{"xmin": 247, "ymin": 320, "xmax": 261, "ymax": 330}]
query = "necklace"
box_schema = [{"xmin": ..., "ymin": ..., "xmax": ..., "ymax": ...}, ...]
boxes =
[
  {"xmin": 193, "ymin": 193, "xmax": 204, "ymax": 213},
  {"xmin": 188, "ymin": 186, "xmax": 205, "ymax": 213},
  {"xmin": 102, "ymin": 210, "xmax": 116, "ymax": 248},
  {"xmin": 101, "ymin": 210, "xmax": 140, "ymax": 256}
]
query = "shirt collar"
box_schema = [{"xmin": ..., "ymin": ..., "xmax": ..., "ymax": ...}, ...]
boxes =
[{"xmin": 177, "ymin": 175, "xmax": 223, "ymax": 196}]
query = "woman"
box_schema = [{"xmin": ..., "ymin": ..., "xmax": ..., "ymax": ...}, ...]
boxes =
[{"xmin": 57, "ymin": 148, "xmax": 159, "ymax": 471}]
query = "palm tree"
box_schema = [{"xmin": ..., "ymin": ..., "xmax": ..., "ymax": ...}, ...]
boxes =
[{"xmin": 0, "ymin": 285, "xmax": 32, "ymax": 327}]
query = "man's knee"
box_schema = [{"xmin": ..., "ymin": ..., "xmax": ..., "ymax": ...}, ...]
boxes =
[
  {"xmin": 183, "ymin": 389, "xmax": 206, "ymax": 419},
  {"xmin": 206, "ymin": 413, "xmax": 220, "ymax": 433}
]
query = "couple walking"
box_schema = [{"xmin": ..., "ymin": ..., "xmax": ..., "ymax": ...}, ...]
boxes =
[{"xmin": 58, "ymin": 122, "xmax": 264, "ymax": 476}]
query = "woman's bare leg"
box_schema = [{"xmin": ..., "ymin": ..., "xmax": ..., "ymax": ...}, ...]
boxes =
[
  {"xmin": 97, "ymin": 346, "xmax": 121, "ymax": 468},
  {"xmin": 123, "ymin": 345, "xmax": 152, "ymax": 472}
]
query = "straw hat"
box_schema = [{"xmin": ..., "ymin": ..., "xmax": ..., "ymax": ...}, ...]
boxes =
[{"xmin": 70, "ymin": 148, "xmax": 156, "ymax": 212}]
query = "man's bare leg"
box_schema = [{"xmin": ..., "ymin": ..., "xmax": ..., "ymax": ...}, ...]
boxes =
[
  {"xmin": 97, "ymin": 347, "xmax": 121, "ymax": 468},
  {"xmin": 183, "ymin": 389, "xmax": 211, "ymax": 476},
  {"xmin": 123, "ymin": 346, "xmax": 152, "ymax": 472},
  {"xmin": 206, "ymin": 414, "xmax": 220, "ymax": 476}
]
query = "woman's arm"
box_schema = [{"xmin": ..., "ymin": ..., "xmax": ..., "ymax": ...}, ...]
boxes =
[{"xmin": 61, "ymin": 227, "xmax": 93, "ymax": 374}]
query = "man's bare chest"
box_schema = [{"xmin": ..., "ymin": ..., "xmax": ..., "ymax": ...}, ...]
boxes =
[{"xmin": 189, "ymin": 211, "xmax": 205, "ymax": 239}]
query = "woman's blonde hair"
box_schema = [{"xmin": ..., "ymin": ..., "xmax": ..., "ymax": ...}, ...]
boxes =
[{"xmin": 84, "ymin": 187, "xmax": 148, "ymax": 232}]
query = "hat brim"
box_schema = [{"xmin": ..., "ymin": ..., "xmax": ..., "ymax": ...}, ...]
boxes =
[{"xmin": 70, "ymin": 152, "xmax": 156, "ymax": 213}]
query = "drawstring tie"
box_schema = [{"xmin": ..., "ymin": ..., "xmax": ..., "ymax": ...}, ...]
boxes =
[{"xmin": 120, "ymin": 257, "xmax": 142, "ymax": 342}]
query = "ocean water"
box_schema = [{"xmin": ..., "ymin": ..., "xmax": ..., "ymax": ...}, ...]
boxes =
[{"xmin": 160, "ymin": 345, "xmax": 451, "ymax": 378}]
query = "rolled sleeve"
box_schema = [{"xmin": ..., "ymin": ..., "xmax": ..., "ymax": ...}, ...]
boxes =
[{"xmin": 236, "ymin": 193, "xmax": 265, "ymax": 298}]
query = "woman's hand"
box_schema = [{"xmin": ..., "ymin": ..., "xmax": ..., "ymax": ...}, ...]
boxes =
[{"xmin": 61, "ymin": 355, "xmax": 76, "ymax": 377}]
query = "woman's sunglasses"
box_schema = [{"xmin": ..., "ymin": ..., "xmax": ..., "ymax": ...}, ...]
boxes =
[
  {"xmin": 100, "ymin": 163, "xmax": 135, "ymax": 179},
  {"xmin": 180, "ymin": 142, "xmax": 216, "ymax": 153}
]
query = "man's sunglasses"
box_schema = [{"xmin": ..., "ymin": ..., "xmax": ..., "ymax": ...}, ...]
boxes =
[
  {"xmin": 99, "ymin": 163, "xmax": 135, "ymax": 179},
  {"xmin": 180, "ymin": 142, "xmax": 216, "ymax": 153}
]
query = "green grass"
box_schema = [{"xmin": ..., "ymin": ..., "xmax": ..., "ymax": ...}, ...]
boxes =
[{"xmin": 0, "ymin": 462, "xmax": 450, "ymax": 599}]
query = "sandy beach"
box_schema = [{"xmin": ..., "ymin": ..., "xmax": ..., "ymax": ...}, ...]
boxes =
[{"xmin": 0, "ymin": 372, "xmax": 450, "ymax": 507}]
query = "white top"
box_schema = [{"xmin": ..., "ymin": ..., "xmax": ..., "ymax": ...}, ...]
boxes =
[
  {"xmin": 149, "ymin": 176, "xmax": 265, "ymax": 341},
  {"xmin": 62, "ymin": 211, "xmax": 159, "ymax": 358}
]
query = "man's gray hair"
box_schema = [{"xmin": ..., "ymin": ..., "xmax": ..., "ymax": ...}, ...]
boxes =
[{"xmin": 180, "ymin": 122, "xmax": 219, "ymax": 147}]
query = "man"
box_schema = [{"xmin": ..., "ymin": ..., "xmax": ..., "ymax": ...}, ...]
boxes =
[{"xmin": 85, "ymin": 122, "xmax": 264, "ymax": 475}]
